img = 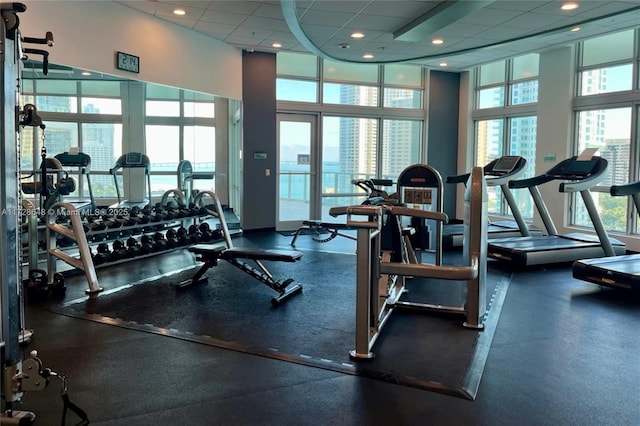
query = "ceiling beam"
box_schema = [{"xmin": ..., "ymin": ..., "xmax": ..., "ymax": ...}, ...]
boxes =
[{"xmin": 393, "ymin": 0, "xmax": 494, "ymax": 42}]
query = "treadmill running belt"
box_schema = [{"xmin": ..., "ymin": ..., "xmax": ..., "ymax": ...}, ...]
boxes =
[{"xmin": 573, "ymin": 254, "xmax": 640, "ymax": 291}]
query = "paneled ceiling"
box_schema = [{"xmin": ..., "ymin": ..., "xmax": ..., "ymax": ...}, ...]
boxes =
[{"xmin": 115, "ymin": 0, "xmax": 640, "ymax": 70}]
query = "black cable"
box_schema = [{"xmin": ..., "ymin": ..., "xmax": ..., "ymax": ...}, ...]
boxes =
[{"xmin": 61, "ymin": 392, "xmax": 90, "ymax": 425}]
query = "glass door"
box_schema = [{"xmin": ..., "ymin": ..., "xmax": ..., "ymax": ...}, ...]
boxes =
[{"xmin": 276, "ymin": 114, "xmax": 318, "ymax": 231}]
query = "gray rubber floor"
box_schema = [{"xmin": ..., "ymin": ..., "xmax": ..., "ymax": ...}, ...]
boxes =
[{"xmin": 10, "ymin": 231, "xmax": 640, "ymax": 425}]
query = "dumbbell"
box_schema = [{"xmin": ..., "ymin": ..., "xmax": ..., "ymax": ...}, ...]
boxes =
[
  {"xmin": 188, "ymin": 224, "xmax": 202, "ymax": 243},
  {"xmin": 126, "ymin": 237, "xmax": 141, "ymax": 258},
  {"xmin": 93, "ymin": 243, "xmax": 111, "ymax": 265},
  {"xmin": 176, "ymin": 227, "xmax": 190, "ymax": 246},
  {"xmin": 140, "ymin": 235, "xmax": 154, "ymax": 254},
  {"xmin": 102, "ymin": 215, "xmax": 122, "ymax": 229},
  {"xmin": 211, "ymin": 228, "xmax": 223, "ymax": 241},
  {"xmin": 165, "ymin": 229, "xmax": 178, "ymax": 249},
  {"xmin": 56, "ymin": 236, "xmax": 74, "ymax": 247},
  {"xmin": 24, "ymin": 269, "xmax": 50, "ymax": 301},
  {"xmin": 153, "ymin": 232, "xmax": 168, "ymax": 252},
  {"xmin": 50, "ymin": 272, "xmax": 67, "ymax": 298},
  {"xmin": 88, "ymin": 220, "xmax": 107, "ymax": 232},
  {"xmin": 199, "ymin": 222, "xmax": 214, "ymax": 242},
  {"xmin": 109, "ymin": 239, "xmax": 126, "ymax": 262}
]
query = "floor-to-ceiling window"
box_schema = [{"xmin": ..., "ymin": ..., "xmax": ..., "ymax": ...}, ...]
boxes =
[
  {"xmin": 276, "ymin": 53, "xmax": 424, "ymax": 221},
  {"xmin": 20, "ymin": 74, "xmax": 123, "ymax": 200},
  {"xmin": 144, "ymin": 83, "xmax": 216, "ymax": 198},
  {"xmin": 573, "ymin": 28, "xmax": 639, "ymax": 235},
  {"xmin": 473, "ymin": 53, "xmax": 539, "ymax": 218}
]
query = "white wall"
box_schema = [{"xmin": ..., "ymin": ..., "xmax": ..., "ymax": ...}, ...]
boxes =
[
  {"xmin": 21, "ymin": 1, "xmax": 242, "ymax": 100},
  {"xmin": 535, "ymin": 46, "xmax": 576, "ymax": 232}
]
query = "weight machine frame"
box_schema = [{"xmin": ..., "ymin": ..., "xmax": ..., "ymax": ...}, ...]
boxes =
[{"xmin": 333, "ymin": 167, "xmax": 488, "ymax": 359}]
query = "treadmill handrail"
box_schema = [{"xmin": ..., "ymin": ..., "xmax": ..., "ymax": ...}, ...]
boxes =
[
  {"xmin": 509, "ymin": 174, "xmax": 554, "ymax": 189},
  {"xmin": 446, "ymin": 172, "xmax": 469, "ymax": 185},
  {"xmin": 509, "ymin": 157, "xmax": 608, "ymax": 192},
  {"xmin": 610, "ymin": 180, "xmax": 640, "ymax": 197},
  {"xmin": 448, "ymin": 156, "xmax": 526, "ymax": 187}
]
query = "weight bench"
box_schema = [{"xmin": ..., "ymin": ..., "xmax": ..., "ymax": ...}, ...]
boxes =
[
  {"xmin": 179, "ymin": 243, "xmax": 303, "ymax": 304},
  {"xmin": 177, "ymin": 190, "xmax": 304, "ymax": 304}
]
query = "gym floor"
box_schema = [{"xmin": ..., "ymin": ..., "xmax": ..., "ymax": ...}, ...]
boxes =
[{"xmin": 12, "ymin": 231, "xmax": 640, "ymax": 425}]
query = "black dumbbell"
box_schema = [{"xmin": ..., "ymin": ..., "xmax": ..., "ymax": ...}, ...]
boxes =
[
  {"xmin": 126, "ymin": 237, "xmax": 141, "ymax": 258},
  {"xmin": 153, "ymin": 232, "xmax": 168, "ymax": 252},
  {"xmin": 211, "ymin": 228, "xmax": 223, "ymax": 241},
  {"xmin": 24, "ymin": 269, "xmax": 50, "ymax": 301},
  {"xmin": 93, "ymin": 243, "xmax": 110, "ymax": 265},
  {"xmin": 165, "ymin": 228, "xmax": 178, "ymax": 248},
  {"xmin": 199, "ymin": 222, "xmax": 213, "ymax": 242},
  {"xmin": 140, "ymin": 235, "xmax": 154, "ymax": 254},
  {"xmin": 176, "ymin": 227, "xmax": 190, "ymax": 246},
  {"xmin": 109, "ymin": 240, "xmax": 126, "ymax": 262},
  {"xmin": 50, "ymin": 272, "xmax": 67, "ymax": 298},
  {"xmin": 56, "ymin": 236, "xmax": 74, "ymax": 247}
]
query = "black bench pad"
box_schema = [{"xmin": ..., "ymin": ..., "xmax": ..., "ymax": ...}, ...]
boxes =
[
  {"xmin": 189, "ymin": 244, "xmax": 302, "ymax": 262},
  {"xmin": 222, "ymin": 247, "xmax": 302, "ymax": 262}
]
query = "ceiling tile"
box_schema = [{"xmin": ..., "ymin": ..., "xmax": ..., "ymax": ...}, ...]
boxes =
[
  {"xmin": 361, "ymin": 1, "xmax": 440, "ymax": 19},
  {"xmin": 348, "ymin": 14, "xmax": 409, "ymax": 32},
  {"xmin": 193, "ymin": 21, "xmax": 239, "ymax": 37},
  {"xmin": 306, "ymin": 1, "xmax": 372, "ymax": 14},
  {"xmin": 458, "ymin": 8, "xmax": 526, "ymax": 26},
  {"xmin": 503, "ymin": 11, "xmax": 575, "ymax": 29},
  {"xmin": 204, "ymin": 1, "xmax": 262, "ymax": 15},
  {"xmin": 112, "ymin": 0, "xmax": 640, "ymax": 70},
  {"xmin": 242, "ymin": 15, "xmax": 290, "ymax": 32},
  {"xmin": 252, "ymin": 2, "xmax": 286, "ymax": 19},
  {"xmin": 229, "ymin": 25, "xmax": 274, "ymax": 39},
  {"xmin": 116, "ymin": 1, "xmax": 159, "ymax": 15},
  {"xmin": 199, "ymin": 10, "xmax": 249, "ymax": 25},
  {"xmin": 299, "ymin": 9, "xmax": 357, "ymax": 27}
]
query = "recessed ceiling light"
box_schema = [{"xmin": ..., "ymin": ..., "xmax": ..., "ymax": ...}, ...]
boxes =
[
  {"xmin": 362, "ymin": 53, "xmax": 374, "ymax": 59},
  {"xmin": 439, "ymin": 62, "xmax": 448, "ymax": 67},
  {"xmin": 571, "ymin": 26, "xmax": 581, "ymax": 32},
  {"xmin": 432, "ymin": 38, "xmax": 444, "ymax": 45},
  {"xmin": 173, "ymin": 8, "xmax": 186, "ymax": 16},
  {"xmin": 561, "ymin": 2, "xmax": 579, "ymax": 11},
  {"xmin": 272, "ymin": 42, "xmax": 282, "ymax": 48},
  {"xmin": 81, "ymin": 71, "xmax": 91, "ymax": 76},
  {"xmin": 351, "ymin": 32, "xmax": 365, "ymax": 39}
]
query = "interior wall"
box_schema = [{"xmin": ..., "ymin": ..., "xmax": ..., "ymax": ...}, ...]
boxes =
[
  {"xmin": 241, "ymin": 51, "xmax": 277, "ymax": 231},
  {"xmin": 427, "ymin": 70, "xmax": 460, "ymax": 218},
  {"xmin": 21, "ymin": 1, "xmax": 242, "ymax": 100},
  {"xmin": 536, "ymin": 46, "xmax": 576, "ymax": 232}
]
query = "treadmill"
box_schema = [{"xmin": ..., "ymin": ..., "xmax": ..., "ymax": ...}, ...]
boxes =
[
  {"xmin": 109, "ymin": 152, "xmax": 152, "ymax": 209},
  {"xmin": 54, "ymin": 151, "xmax": 96, "ymax": 211},
  {"xmin": 487, "ymin": 155, "xmax": 626, "ymax": 266},
  {"xmin": 572, "ymin": 179, "xmax": 639, "ymax": 291},
  {"xmin": 444, "ymin": 155, "xmax": 541, "ymax": 249}
]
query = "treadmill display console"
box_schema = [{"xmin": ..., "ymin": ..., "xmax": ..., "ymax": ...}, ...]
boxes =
[
  {"xmin": 490, "ymin": 156, "xmax": 520, "ymax": 175},
  {"xmin": 565, "ymin": 157, "xmax": 597, "ymax": 177},
  {"xmin": 125, "ymin": 152, "xmax": 143, "ymax": 165}
]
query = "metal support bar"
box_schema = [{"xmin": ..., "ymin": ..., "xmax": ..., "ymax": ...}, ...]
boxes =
[{"xmin": 46, "ymin": 202, "xmax": 102, "ymax": 294}]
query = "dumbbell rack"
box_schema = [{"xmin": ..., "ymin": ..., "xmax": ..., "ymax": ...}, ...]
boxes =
[
  {"xmin": 46, "ymin": 201, "xmax": 102, "ymax": 294},
  {"xmin": 45, "ymin": 202, "xmax": 217, "ymax": 294}
]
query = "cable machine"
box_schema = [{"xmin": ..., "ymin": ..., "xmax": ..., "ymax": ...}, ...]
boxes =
[{"xmin": 1, "ymin": 4, "xmax": 87, "ymax": 424}]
